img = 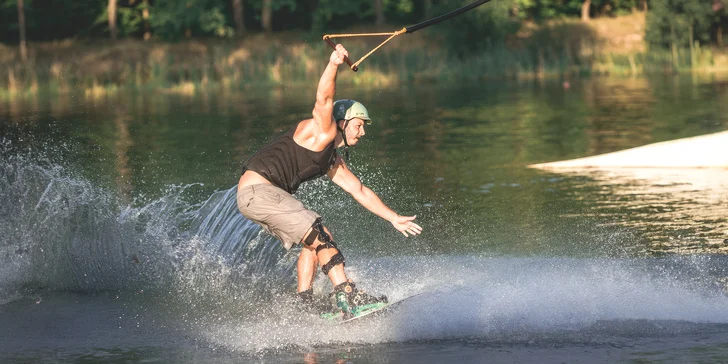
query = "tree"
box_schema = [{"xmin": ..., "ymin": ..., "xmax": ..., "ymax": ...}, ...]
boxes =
[
  {"xmin": 17, "ymin": 0, "xmax": 27, "ymax": 62},
  {"xmin": 646, "ymin": 0, "xmax": 714, "ymax": 49},
  {"xmin": 308, "ymin": 0, "xmax": 318, "ymax": 30},
  {"xmin": 251, "ymin": 0, "xmax": 295, "ymax": 33},
  {"xmin": 232, "ymin": 0, "xmax": 245, "ymax": 36},
  {"xmin": 375, "ymin": 0, "xmax": 385, "ymax": 26},
  {"xmin": 715, "ymin": 0, "xmax": 727, "ymax": 46},
  {"xmin": 148, "ymin": 0, "xmax": 233, "ymax": 40},
  {"xmin": 424, "ymin": 0, "xmax": 433, "ymax": 20},
  {"xmin": 142, "ymin": 0, "xmax": 150, "ymax": 40},
  {"xmin": 93, "ymin": 0, "xmax": 145, "ymax": 39},
  {"xmin": 714, "ymin": 0, "xmax": 725, "ymax": 12},
  {"xmin": 108, "ymin": 0, "xmax": 117, "ymax": 40},
  {"xmin": 582, "ymin": 0, "xmax": 591, "ymax": 21},
  {"xmin": 437, "ymin": 0, "xmax": 521, "ymax": 56},
  {"xmin": 261, "ymin": 0, "xmax": 272, "ymax": 32}
]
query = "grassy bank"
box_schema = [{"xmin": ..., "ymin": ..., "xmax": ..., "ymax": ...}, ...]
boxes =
[{"xmin": 1, "ymin": 13, "xmax": 727, "ymax": 98}]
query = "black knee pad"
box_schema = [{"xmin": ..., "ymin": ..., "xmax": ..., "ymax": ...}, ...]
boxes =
[
  {"xmin": 304, "ymin": 218, "xmax": 345, "ymax": 275},
  {"xmin": 304, "ymin": 217, "xmax": 332, "ymax": 247},
  {"xmin": 322, "ymin": 252, "xmax": 345, "ymax": 275}
]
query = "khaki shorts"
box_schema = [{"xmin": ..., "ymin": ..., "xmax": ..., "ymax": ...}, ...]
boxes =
[{"xmin": 236, "ymin": 183, "xmax": 320, "ymax": 250}]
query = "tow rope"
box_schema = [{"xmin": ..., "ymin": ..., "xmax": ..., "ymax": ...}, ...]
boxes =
[{"xmin": 323, "ymin": 0, "xmax": 493, "ymax": 72}]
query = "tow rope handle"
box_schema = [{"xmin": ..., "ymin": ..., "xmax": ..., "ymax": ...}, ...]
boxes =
[
  {"xmin": 323, "ymin": 36, "xmax": 358, "ymax": 72},
  {"xmin": 323, "ymin": 28, "xmax": 406, "ymax": 73}
]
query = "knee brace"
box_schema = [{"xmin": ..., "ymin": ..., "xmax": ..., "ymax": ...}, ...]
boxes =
[{"xmin": 303, "ymin": 218, "xmax": 345, "ymax": 275}]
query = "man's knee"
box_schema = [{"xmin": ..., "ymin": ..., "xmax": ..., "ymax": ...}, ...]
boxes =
[
  {"xmin": 298, "ymin": 245, "xmax": 319, "ymax": 265},
  {"xmin": 302, "ymin": 218, "xmax": 335, "ymax": 250},
  {"xmin": 301, "ymin": 218, "xmax": 345, "ymax": 275},
  {"xmin": 302, "ymin": 227, "xmax": 316, "ymax": 250},
  {"xmin": 316, "ymin": 226, "xmax": 335, "ymax": 248}
]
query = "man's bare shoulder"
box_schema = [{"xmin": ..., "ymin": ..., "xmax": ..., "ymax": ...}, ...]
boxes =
[{"xmin": 293, "ymin": 118, "xmax": 336, "ymax": 151}]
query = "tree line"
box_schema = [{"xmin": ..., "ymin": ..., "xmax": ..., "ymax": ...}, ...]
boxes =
[{"xmin": 2, "ymin": 0, "xmax": 727, "ymax": 55}]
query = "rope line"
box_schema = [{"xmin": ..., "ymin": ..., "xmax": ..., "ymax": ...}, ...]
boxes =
[
  {"xmin": 322, "ymin": 0, "xmax": 492, "ymax": 70},
  {"xmin": 323, "ymin": 28, "xmax": 406, "ymax": 38},
  {"xmin": 324, "ymin": 28, "xmax": 407, "ymax": 69},
  {"xmin": 406, "ymin": 0, "xmax": 492, "ymax": 33},
  {"xmin": 351, "ymin": 29, "xmax": 405, "ymax": 68}
]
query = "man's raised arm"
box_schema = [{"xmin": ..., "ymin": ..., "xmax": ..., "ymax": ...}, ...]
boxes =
[{"xmin": 312, "ymin": 44, "xmax": 348, "ymax": 134}]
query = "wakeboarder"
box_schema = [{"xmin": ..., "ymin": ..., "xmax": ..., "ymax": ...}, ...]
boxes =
[{"xmin": 237, "ymin": 44, "xmax": 422, "ymax": 315}]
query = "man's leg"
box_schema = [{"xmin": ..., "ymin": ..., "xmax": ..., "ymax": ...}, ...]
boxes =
[
  {"xmin": 297, "ymin": 244, "xmax": 318, "ymax": 292},
  {"xmin": 297, "ymin": 226, "xmax": 346, "ymax": 291},
  {"xmin": 299, "ymin": 221, "xmax": 347, "ymax": 287},
  {"xmin": 313, "ymin": 225, "xmax": 347, "ymax": 286},
  {"xmin": 295, "ymin": 224, "xmax": 347, "ymax": 312},
  {"xmin": 299, "ymin": 218, "xmax": 387, "ymax": 311}
]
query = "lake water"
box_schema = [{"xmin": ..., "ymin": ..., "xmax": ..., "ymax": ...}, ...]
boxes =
[{"xmin": 1, "ymin": 75, "xmax": 728, "ymax": 363}]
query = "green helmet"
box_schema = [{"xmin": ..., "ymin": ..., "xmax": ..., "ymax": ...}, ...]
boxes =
[{"xmin": 333, "ymin": 99, "xmax": 371, "ymax": 125}]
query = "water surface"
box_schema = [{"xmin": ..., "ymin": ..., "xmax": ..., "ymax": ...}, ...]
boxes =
[{"xmin": 1, "ymin": 75, "xmax": 728, "ymax": 363}]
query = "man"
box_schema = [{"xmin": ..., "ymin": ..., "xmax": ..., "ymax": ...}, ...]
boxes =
[{"xmin": 237, "ymin": 44, "xmax": 422, "ymax": 315}]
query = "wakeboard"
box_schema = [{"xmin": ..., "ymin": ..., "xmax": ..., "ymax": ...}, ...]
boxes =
[{"xmin": 320, "ymin": 289, "xmax": 433, "ymax": 324}]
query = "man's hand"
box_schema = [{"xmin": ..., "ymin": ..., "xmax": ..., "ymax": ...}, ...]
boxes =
[
  {"xmin": 391, "ymin": 215, "xmax": 423, "ymax": 237},
  {"xmin": 329, "ymin": 44, "xmax": 348, "ymax": 66}
]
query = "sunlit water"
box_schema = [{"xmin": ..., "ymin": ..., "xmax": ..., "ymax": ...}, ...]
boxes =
[{"xmin": 1, "ymin": 75, "xmax": 728, "ymax": 363}]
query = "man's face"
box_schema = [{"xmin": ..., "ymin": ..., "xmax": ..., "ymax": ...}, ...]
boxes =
[{"xmin": 342, "ymin": 118, "xmax": 367, "ymax": 146}]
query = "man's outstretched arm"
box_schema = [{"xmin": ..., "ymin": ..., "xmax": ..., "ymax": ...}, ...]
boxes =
[
  {"xmin": 312, "ymin": 44, "xmax": 348, "ymax": 135},
  {"xmin": 328, "ymin": 157, "xmax": 423, "ymax": 237}
]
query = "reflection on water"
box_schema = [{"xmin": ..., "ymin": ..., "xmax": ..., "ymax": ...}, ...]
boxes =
[
  {"xmin": 564, "ymin": 168, "xmax": 728, "ymax": 255},
  {"xmin": 303, "ymin": 351, "xmax": 350, "ymax": 364},
  {"xmin": 1, "ymin": 75, "xmax": 727, "ymax": 260}
]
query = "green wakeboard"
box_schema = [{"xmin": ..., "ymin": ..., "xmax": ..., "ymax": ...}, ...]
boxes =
[{"xmin": 320, "ymin": 290, "xmax": 431, "ymax": 324}]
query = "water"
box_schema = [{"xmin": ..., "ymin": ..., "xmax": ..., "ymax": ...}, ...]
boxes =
[{"xmin": 1, "ymin": 75, "xmax": 728, "ymax": 363}]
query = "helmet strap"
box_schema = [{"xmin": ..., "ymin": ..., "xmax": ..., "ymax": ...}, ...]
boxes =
[{"xmin": 339, "ymin": 119, "xmax": 351, "ymax": 161}]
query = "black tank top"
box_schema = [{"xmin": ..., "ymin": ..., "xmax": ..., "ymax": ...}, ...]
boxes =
[{"xmin": 242, "ymin": 124, "xmax": 337, "ymax": 194}]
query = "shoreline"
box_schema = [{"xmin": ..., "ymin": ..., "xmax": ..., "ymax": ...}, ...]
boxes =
[{"xmin": 2, "ymin": 13, "xmax": 728, "ymax": 98}]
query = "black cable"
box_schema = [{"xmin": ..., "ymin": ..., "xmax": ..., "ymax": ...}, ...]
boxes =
[{"xmin": 405, "ymin": 0, "xmax": 493, "ymax": 34}]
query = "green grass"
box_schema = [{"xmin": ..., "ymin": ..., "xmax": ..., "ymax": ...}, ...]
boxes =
[{"xmin": 1, "ymin": 33, "xmax": 727, "ymax": 99}]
